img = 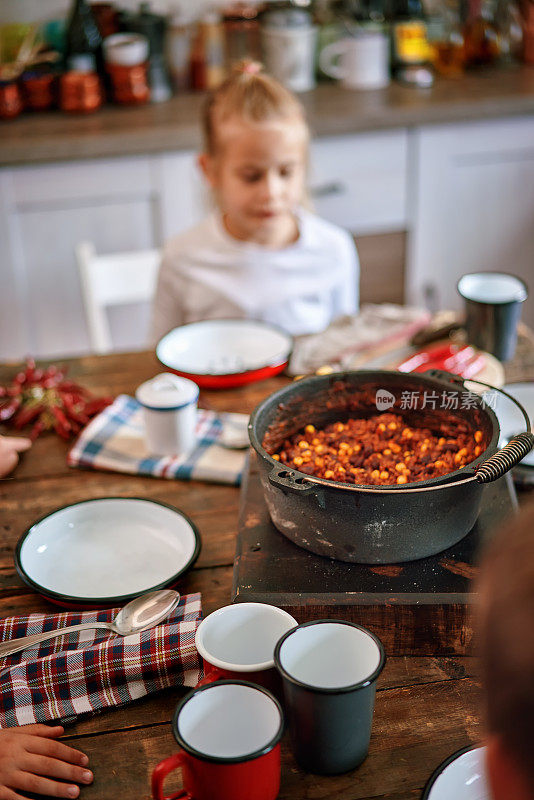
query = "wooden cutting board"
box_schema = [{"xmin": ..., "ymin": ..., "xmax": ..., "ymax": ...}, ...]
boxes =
[{"xmin": 232, "ymin": 453, "xmax": 518, "ymax": 656}]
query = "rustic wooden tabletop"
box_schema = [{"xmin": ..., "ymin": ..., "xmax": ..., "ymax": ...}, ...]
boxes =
[{"xmin": 1, "ymin": 347, "xmax": 533, "ymax": 800}]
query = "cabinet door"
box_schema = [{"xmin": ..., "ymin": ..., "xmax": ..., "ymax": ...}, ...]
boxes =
[
  {"xmin": 408, "ymin": 117, "xmax": 534, "ymax": 328},
  {"xmin": 309, "ymin": 131, "xmax": 409, "ymax": 235}
]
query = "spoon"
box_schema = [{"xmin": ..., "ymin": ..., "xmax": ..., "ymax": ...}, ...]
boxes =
[{"xmin": 0, "ymin": 589, "xmax": 180, "ymax": 659}]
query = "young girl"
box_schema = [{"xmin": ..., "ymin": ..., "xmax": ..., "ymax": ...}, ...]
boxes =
[{"xmin": 151, "ymin": 61, "xmax": 359, "ymax": 343}]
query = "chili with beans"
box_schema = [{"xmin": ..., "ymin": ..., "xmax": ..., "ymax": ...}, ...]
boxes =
[{"xmin": 270, "ymin": 412, "xmax": 485, "ymax": 486}]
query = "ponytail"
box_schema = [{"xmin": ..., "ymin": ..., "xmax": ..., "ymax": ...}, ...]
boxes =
[{"xmin": 202, "ymin": 59, "xmax": 308, "ymax": 154}]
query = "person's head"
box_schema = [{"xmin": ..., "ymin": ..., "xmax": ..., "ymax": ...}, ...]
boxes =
[
  {"xmin": 477, "ymin": 502, "xmax": 534, "ymax": 800},
  {"xmin": 198, "ymin": 60, "xmax": 309, "ymax": 246}
]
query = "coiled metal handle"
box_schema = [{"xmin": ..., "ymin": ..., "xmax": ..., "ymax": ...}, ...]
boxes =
[{"xmin": 475, "ymin": 432, "xmax": 534, "ymax": 484}]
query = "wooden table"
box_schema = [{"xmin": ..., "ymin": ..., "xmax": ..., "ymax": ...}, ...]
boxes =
[{"xmin": 1, "ymin": 349, "xmax": 533, "ymax": 800}]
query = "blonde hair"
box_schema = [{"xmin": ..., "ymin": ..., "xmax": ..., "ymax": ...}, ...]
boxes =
[{"xmin": 202, "ymin": 60, "xmax": 309, "ymax": 155}]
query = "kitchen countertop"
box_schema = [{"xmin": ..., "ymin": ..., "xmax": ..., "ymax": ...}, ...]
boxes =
[{"xmin": 2, "ymin": 65, "xmax": 534, "ymax": 167}]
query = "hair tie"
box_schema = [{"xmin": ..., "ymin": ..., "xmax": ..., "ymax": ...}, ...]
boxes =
[{"xmin": 240, "ymin": 60, "xmax": 262, "ymax": 76}]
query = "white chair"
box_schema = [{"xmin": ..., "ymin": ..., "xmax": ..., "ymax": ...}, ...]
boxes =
[{"xmin": 76, "ymin": 242, "xmax": 161, "ymax": 354}]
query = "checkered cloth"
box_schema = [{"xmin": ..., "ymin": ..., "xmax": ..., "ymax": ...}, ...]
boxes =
[
  {"xmin": 68, "ymin": 394, "xmax": 247, "ymax": 485},
  {"xmin": 0, "ymin": 593, "xmax": 202, "ymax": 727}
]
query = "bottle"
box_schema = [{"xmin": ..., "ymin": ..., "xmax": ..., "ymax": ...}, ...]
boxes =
[
  {"xmin": 167, "ymin": 10, "xmax": 194, "ymax": 92},
  {"xmin": 64, "ymin": 0, "xmax": 103, "ymax": 73},
  {"xmin": 389, "ymin": 0, "xmax": 434, "ymax": 86},
  {"xmin": 121, "ymin": 3, "xmax": 172, "ymax": 103},
  {"xmin": 523, "ymin": 0, "xmax": 534, "ymax": 65},
  {"xmin": 201, "ymin": 12, "xmax": 226, "ymax": 90},
  {"xmin": 222, "ymin": 2, "xmax": 263, "ymax": 70},
  {"xmin": 462, "ymin": 0, "xmax": 500, "ymax": 66},
  {"xmin": 190, "ymin": 22, "xmax": 207, "ymax": 91},
  {"xmin": 428, "ymin": 1, "xmax": 465, "ymax": 78},
  {"xmin": 494, "ymin": 0, "xmax": 523, "ymax": 62}
]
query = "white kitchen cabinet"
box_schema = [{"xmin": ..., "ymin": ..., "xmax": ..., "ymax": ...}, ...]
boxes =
[
  {"xmin": 2, "ymin": 117, "xmax": 533, "ymax": 360},
  {"xmin": 408, "ymin": 116, "xmax": 534, "ymax": 328},
  {"xmin": 0, "ymin": 173, "xmax": 29, "ymax": 358},
  {"xmin": 310, "ymin": 131, "xmax": 409, "ymax": 235},
  {"xmin": 1, "ymin": 157, "xmax": 160, "ymax": 359}
]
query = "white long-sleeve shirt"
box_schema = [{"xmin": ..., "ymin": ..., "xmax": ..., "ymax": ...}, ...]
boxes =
[{"xmin": 151, "ymin": 208, "xmax": 359, "ymax": 343}]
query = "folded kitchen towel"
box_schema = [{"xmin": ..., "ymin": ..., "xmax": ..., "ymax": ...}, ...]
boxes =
[
  {"xmin": 0, "ymin": 592, "xmax": 202, "ymax": 727},
  {"xmin": 68, "ymin": 394, "xmax": 247, "ymax": 485}
]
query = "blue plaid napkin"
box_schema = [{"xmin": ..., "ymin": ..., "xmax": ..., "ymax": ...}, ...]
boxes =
[{"xmin": 68, "ymin": 395, "xmax": 247, "ymax": 485}]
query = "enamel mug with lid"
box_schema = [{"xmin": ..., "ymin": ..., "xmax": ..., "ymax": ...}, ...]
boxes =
[{"xmin": 136, "ymin": 373, "xmax": 198, "ymax": 456}]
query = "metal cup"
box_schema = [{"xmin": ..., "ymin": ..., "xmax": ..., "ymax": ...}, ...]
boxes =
[
  {"xmin": 274, "ymin": 619, "xmax": 386, "ymax": 775},
  {"xmin": 457, "ymin": 272, "xmax": 528, "ymax": 362}
]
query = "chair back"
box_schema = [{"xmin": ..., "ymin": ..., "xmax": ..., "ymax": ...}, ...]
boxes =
[{"xmin": 76, "ymin": 242, "xmax": 160, "ymax": 353}]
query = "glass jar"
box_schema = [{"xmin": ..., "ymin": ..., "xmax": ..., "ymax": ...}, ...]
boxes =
[
  {"xmin": 0, "ymin": 80, "xmax": 24, "ymax": 119},
  {"xmin": 427, "ymin": 1, "xmax": 465, "ymax": 78}
]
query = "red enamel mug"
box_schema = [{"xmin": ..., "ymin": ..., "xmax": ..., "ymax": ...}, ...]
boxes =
[
  {"xmin": 151, "ymin": 680, "xmax": 284, "ymax": 800},
  {"xmin": 194, "ymin": 603, "xmax": 297, "ymax": 699}
]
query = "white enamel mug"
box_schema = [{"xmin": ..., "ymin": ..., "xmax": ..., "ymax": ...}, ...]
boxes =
[
  {"xmin": 136, "ymin": 373, "xmax": 198, "ymax": 457},
  {"xmin": 320, "ymin": 31, "xmax": 390, "ymax": 90},
  {"xmin": 195, "ymin": 603, "xmax": 298, "ymax": 700}
]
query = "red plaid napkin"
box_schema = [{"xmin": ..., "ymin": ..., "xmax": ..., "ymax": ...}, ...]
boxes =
[{"xmin": 0, "ymin": 593, "xmax": 202, "ymax": 727}]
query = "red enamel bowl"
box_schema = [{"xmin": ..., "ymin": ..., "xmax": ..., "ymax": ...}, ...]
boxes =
[{"xmin": 156, "ymin": 320, "xmax": 293, "ymax": 389}]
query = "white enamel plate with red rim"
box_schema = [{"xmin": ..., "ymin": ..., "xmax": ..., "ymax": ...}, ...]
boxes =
[
  {"xmin": 15, "ymin": 498, "xmax": 201, "ymax": 606},
  {"xmin": 156, "ymin": 319, "xmax": 293, "ymax": 389}
]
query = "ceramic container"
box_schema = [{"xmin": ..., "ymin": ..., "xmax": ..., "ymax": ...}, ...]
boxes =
[
  {"xmin": 319, "ymin": 30, "xmax": 390, "ymax": 90},
  {"xmin": 195, "ymin": 602, "xmax": 297, "ymax": 700},
  {"xmin": 103, "ymin": 32, "xmax": 149, "ymax": 66},
  {"xmin": 457, "ymin": 272, "xmax": 528, "ymax": 361},
  {"xmin": 260, "ymin": 24, "xmax": 318, "ymax": 92},
  {"xmin": 136, "ymin": 373, "xmax": 198, "ymax": 457},
  {"xmin": 274, "ymin": 619, "xmax": 385, "ymax": 774},
  {"xmin": 152, "ymin": 681, "xmax": 284, "ymax": 800}
]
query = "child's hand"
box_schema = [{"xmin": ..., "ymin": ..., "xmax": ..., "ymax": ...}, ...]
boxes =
[
  {"xmin": 0, "ymin": 725, "xmax": 92, "ymax": 799},
  {"xmin": 0, "ymin": 437, "xmax": 31, "ymax": 479}
]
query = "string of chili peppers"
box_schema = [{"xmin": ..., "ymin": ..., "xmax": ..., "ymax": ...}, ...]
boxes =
[{"xmin": 0, "ymin": 359, "xmax": 112, "ymax": 441}]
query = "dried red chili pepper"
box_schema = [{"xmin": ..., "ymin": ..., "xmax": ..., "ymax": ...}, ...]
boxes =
[
  {"xmin": 13, "ymin": 404, "xmax": 45, "ymax": 429},
  {"xmin": 0, "ymin": 359, "xmax": 113, "ymax": 440},
  {"xmin": 83, "ymin": 397, "xmax": 113, "ymax": 415},
  {"xmin": 30, "ymin": 420, "xmax": 45, "ymax": 441},
  {"xmin": 0, "ymin": 397, "xmax": 22, "ymax": 421}
]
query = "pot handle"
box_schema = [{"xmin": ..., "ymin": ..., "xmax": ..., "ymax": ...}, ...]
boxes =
[
  {"xmin": 475, "ymin": 432, "xmax": 534, "ymax": 483},
  {"xmin": 423, "ymin": 369, "xmax": 534, "ymax": 484},
  {"xmin": 268, "ymin": 468, "xmax": 319, "ymax": 495}
]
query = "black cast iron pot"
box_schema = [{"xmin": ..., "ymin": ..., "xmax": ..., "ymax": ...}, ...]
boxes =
[{"xmin": 248, "ymin": 370, "xmax": 533, "ymax": 564}]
